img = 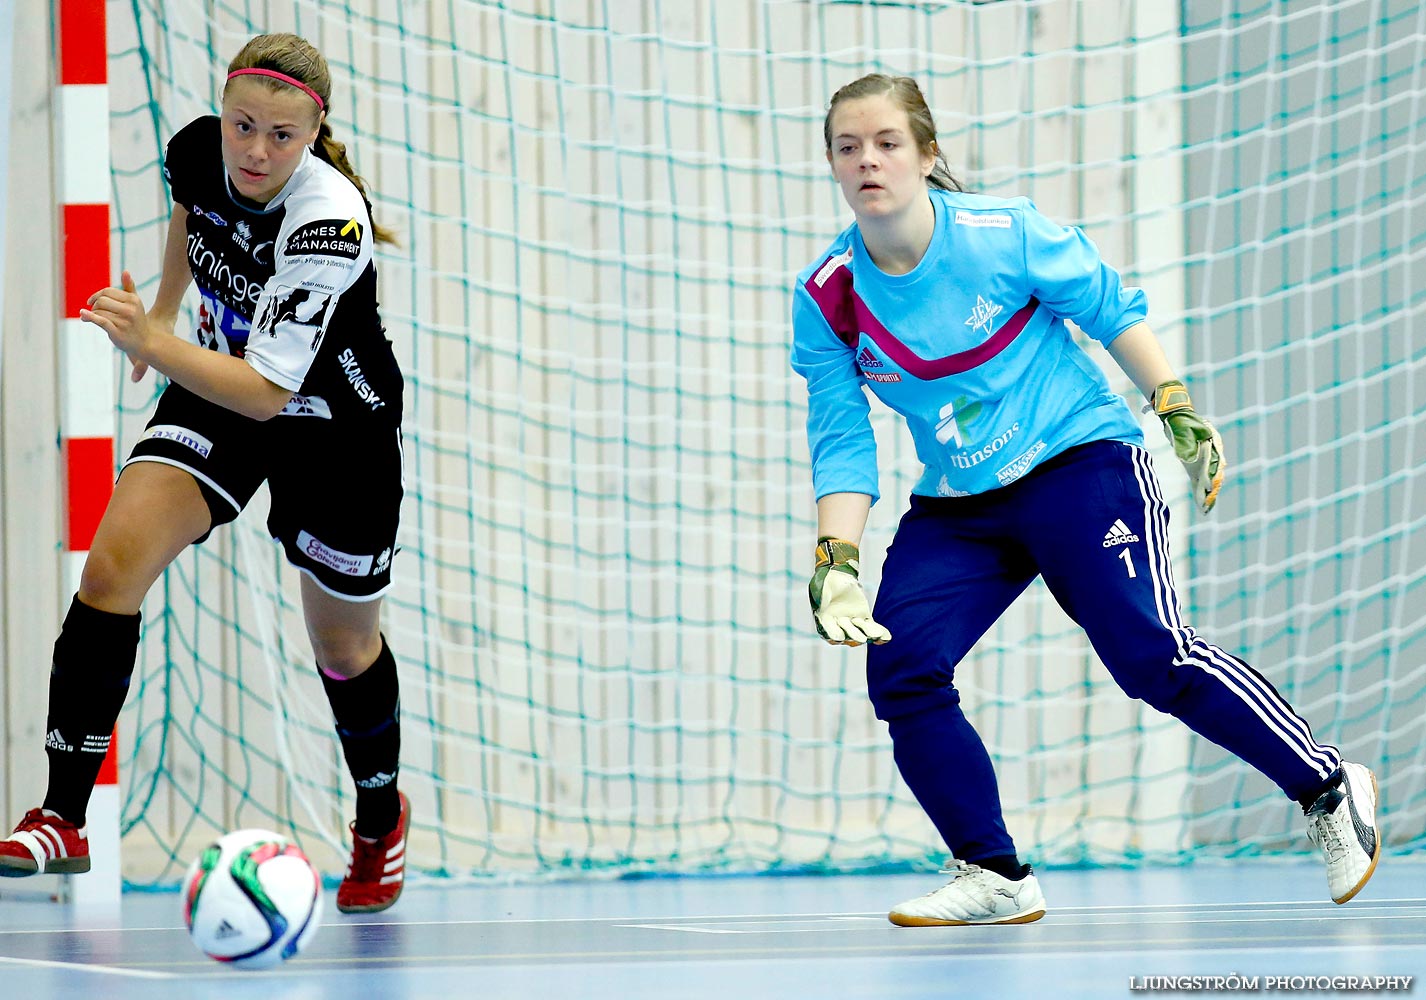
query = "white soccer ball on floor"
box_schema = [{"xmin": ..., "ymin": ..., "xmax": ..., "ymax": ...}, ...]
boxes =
[{"xmin": 182, "ymin": 828, "xmax": 323, "ymax": 970}]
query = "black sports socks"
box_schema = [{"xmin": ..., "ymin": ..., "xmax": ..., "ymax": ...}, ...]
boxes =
[
  {"xmin": 42, "ymin": 596, "xmax": 141, "ymax": 826},
  {"xmin": 973, "ymin": 855, "xmax": 1031, "ymax": 881},
  {"xmin": 1297, "ymin": 767, "xmax": 1345, "ymax": 813},
  {"xmin": 318, "ymin": 636, "xmax": 402, "ymax": 838},
  {"xmin": 42, "ymin": 596, "xmax": 404, "ymax": 838}
]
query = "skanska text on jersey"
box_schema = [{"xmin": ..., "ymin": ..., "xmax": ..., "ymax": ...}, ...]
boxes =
[{"xmin": 338, "ymin": 348, "xmax": 386, "ymax": 411}]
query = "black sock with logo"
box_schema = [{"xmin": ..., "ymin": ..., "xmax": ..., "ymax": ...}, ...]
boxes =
[
  {"xmin": 1297, "ymin": 767, "xmax": 1345, "ymax": 814},
  {"xmin": 973, "ymin": 854, "xmax": 1030, "ymax": 881},
  {"xmin": 319, "ymin": 636, "xmax": 401, "ymax": 839},
  {"xmin": 41, "ymin": 595, "xmax": 141, "ymax": 827}
]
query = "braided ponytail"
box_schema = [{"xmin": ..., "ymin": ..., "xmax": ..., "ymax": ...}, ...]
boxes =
[{"xmin": 313, "ymin": 121, "xmax": 397, "ymax": 244}]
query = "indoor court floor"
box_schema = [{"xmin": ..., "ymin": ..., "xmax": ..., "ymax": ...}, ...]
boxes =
[{"xmin": 1, "ymin": 860, "xmax": 1422, "ymax": 999}]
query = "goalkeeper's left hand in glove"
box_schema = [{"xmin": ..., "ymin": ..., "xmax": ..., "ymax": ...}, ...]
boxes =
[
  {"xmin": 809, "ymin": 537, "xmax": 892, "ymax": 646},
  {"xmin": 1149, "ymin": 379, "xmax": 1226, "ymax": 514}
]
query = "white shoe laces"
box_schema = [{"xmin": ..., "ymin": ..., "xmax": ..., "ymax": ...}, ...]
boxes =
[
  {"xmin": 1307, "ymin": 799, "xmax": 1348, "ymax": 864},
  {"xmin": 937, "ymin": 860, "xmax": 980, "ymax": 878},
  {"xmin": 928, "ymin": 861, "xmax": 1000, "ymax": 910}
]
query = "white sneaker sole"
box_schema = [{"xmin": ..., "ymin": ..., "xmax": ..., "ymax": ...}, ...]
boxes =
[{"xmin": 889, "ymin": 905, "xmax": 1047, "ymax": 927}]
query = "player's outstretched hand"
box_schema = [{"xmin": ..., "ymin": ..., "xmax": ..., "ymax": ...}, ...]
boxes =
[
  {"xmin": 79, "ymin": 270, "xmax": 162, "ymax": 381},
  {"xmin": 809, "ymin": 537, "xmax": 892, "ymax": 646},
  {"xmin": 1150, "ymin": 379, "xmax": 1226, "ymax": 514}
]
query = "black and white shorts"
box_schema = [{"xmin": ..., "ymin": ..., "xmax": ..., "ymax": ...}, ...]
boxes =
[{"xmin": 124, "ymin": 383, "xmax": 403, "ymax": 601}]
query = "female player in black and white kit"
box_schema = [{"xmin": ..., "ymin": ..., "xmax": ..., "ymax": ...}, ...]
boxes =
[{"xmin": 0, "ymin": 33, "xmax": 410, "ymax": 913}]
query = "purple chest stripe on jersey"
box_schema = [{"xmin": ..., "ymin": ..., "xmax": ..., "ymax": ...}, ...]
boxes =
[
  {"xmin": 856, "ymin": 295, "xmax": 1039, "ymax": 379},
  {"xmin": 805, "ymin": 257, "xmax": 1039, "ymax": 378}
]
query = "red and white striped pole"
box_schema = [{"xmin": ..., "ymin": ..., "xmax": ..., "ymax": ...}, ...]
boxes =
[{"xmin": 57, "ymin": 0, "xmax": 120, "ymax": 907}]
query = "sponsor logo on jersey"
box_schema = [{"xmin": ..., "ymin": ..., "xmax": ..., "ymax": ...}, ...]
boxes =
[
  {"xmin": 254, "ymin": 285, "xmax": 335, "ymax": 351},
  {"xmin": 279, "ymin": 393, "xmax": 333, "ymax": 419},
  {"xmin": 45, "ymin": 729, "xmax": 72, "ymax": 752},
  {"xmin": 858, "ymin": 345, "xmax": 899, "ymax": 380},
  {"xmin": 954, "ymin": 210, "xmax": 1011, "ymax": 229},
  {"xmin": 965, "ymin": 294, "xmax": 1003, "ymax": 336},
  {"xmin": 813, "ymin": 247, "xmax": 853, "ymax": 288},
  {"xmin": 355, "ymin": 770, "xmax": 396, "ymax": 789},
  {"xmin": 231, "ymin": 220, "xmax": 274, "ymax": 263},
  {"xmin": 197, "ymin": 292, "xmax": 252, "ymax": 356},
  {"xmin": 947, "ymin": 421, "xmax": 1019, "ymax": 469},
  {"xmin": 284, "ymin": 218, "xmax": 363, "ymax": 260},
  {"xmin": 996, "ymin": 440, "xmax": 1048, "ymax": 485},
  {"xmin": 191, "ymin": 204, "xmax": 229, "ymax": 226},
  {"xmin": 936, "ymin": 401, "xmax": 963, "ymax": 446},
  {"xmin": 143, "ymin": 424, "xmax": 213, "ymax": 459},
  {"xmin": 1102, "ymin": 519, "xmax": 1140, "ymax": 547},
  {"xmin": 187, "ymin": 232, "xmax": 264, "ymax": 307},
  {"xmin": 337, "ymin": 347, "xmax": 387, "ymax": 411},
  {"xmin": 936, "ymin": 476, "xmax": 972, "ymax": 497},
  {"xmin": 297, "ymin": 529, "xmax": 374, "ymax": 577},
  {"xmin": 374, "ymin": 547, "xmax": 392, "ymax": 574}
]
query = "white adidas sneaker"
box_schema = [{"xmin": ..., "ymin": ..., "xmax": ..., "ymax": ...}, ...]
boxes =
[
  {"xmin": 1305, "ymin": 760, "xmax": 1381, "ymax": 904},
  {"xmin": 888, "ymin": 861, "xmax": 1047, "ymax": 926}
]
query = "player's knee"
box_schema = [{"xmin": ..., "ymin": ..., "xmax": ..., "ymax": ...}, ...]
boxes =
[
  {"xmin": 311, "ymin": 631, "xmax": 383, "ymax": 679},
  {"xmin": 76, "ymin": 548, "xmax": 148, "ymax": 613},
  {"xmin": 867, "ymin": 666, "xmax": 962, "ymax": 721},
  {"xmin": 1108, "ymin": 663, "xmax": 1189, "ymax": 712}
]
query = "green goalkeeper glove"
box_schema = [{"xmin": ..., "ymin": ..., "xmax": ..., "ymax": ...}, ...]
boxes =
[
  {"xmin": 1149, "ymin": 379, "xmax": 1226, "ymax": 514},
  {"xmin": 809, "ymin": 537, "xmax": 892, "ymax": 646}
]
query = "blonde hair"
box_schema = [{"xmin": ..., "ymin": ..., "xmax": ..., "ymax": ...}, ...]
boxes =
[
  {"xmin": 225, "ymin": 33, "xmax": 397, "ymax": 244},
  {"xmin": 824, "ymin": 74, "xmax": 964, "ymax": 193}
]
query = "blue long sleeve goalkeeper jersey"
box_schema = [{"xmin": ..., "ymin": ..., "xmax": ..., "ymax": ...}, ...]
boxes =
[{"xmin": 791, "ymin": 189, "xmax": 1148, "ymax": 502}]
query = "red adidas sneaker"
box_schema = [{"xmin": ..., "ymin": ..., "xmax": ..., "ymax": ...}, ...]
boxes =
[
  {"xmin": 336, "ymin": 791, "xmax": 409, "ymax": 913},
  {"xmin": 0, "ymin": 808, "xmax": 91, "ymax": 876}
]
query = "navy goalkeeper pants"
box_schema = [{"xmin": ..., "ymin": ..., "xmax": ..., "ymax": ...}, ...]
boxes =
[{"xmin": 867, "ymin": 439, "xmax": 1341, "ymax": 863}]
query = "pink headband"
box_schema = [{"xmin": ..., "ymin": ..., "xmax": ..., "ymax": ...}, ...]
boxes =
[{"xmin": 226, "ymin": 68, "xmax": 325, "ymax": 112}]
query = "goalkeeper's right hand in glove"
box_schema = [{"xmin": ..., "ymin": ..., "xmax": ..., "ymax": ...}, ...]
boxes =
[
  {"xmin": 809, "ymin": 537, "xmax": 892, "ymax": 646},
  {"xmin": 1149, "ymin": 379, "xmax": 1226, "ymax": 514}
]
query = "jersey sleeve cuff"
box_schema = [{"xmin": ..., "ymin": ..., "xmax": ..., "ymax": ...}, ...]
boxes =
[
  {"xmin": 244, "ymin": 354, "xmax": 306, "ymax": 392},
  {"xmin": 1096, "ymin": 307, "xmax": 1150, "ymax": 347}
]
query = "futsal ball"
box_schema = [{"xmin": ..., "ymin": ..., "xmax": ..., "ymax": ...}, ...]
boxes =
[{"xmin": 183, "ymin": 828, "xmax": 323, "ymax": 970}]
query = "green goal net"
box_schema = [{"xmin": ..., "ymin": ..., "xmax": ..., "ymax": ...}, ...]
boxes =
[{"xmin": 103, "ymin": 0, "xmax": 1426, "ymax": 885}]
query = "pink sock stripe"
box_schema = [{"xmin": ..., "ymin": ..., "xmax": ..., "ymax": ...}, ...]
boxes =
[{"xmin": 227, "ymin": 68, "xmax": 325, "ymax": 111}]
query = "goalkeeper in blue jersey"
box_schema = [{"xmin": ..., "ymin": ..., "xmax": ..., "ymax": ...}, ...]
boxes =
[{"xmin": 792, "ymin": 73, "xmax": 1381, "ymax": 925}]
